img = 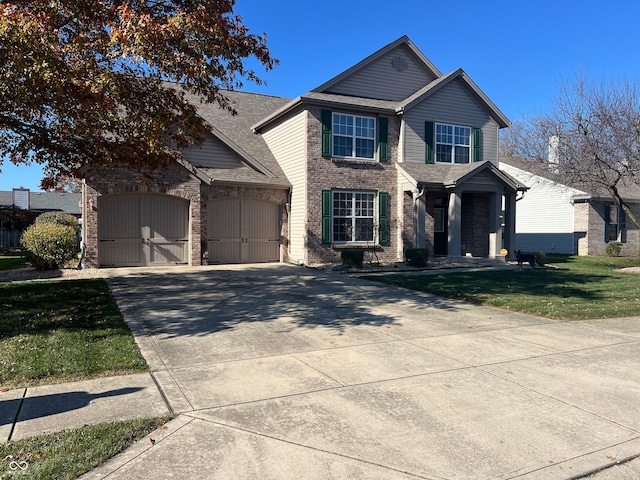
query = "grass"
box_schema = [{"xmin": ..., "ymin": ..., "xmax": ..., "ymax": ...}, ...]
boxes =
[
  {"xmin": 366, "ymin": 255, "xmax": 640, "ymax": 320},
  {"xmin": 0, "ymin": 417, "xmax": 173, "ymax": 480},
  {"xmin": 0, "ymin": 279, "xmax": 148, "ymax": 388},
  {"xmin": 0, "ymin": 256, "xmax": 27, "ymax": 271}
]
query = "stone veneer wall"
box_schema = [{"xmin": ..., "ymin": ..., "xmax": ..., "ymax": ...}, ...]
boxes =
[{"xmin": 305, "ymin": 107, "xmax": 401, "ymax": 266}]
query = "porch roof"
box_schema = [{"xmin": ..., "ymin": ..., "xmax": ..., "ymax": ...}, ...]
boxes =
[{"xmin": 398, "ymin": 161, "xmax": 527, "ymax": 192}]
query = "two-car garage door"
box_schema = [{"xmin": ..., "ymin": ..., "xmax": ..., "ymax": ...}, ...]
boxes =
[{"xmin": 98, "ymin": 194, "xmax": 280, "ymax": 267}]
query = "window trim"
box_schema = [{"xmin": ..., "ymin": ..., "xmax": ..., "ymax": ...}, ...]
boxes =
[
  {"xmin": 332, "ymin": 113, "xmax": 377, "ymax": 160},
  {"xmin": 434, "ymin": 122, "xmax": 472, "ymax": 164},
  {"xmin": 331, "ymin": 190, "xmax": 377, "ymax": 244}
]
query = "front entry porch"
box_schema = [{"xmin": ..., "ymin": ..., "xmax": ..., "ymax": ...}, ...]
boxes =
[{"xmin": 398, "ymin": 161, "xmax": 526, "ymax": 262}]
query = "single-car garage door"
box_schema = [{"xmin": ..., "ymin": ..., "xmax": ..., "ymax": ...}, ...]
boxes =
[
  {"xmin": 207, "ymin": 199, "xmax": 280, "ymax": 263},
  {"xmin": 98, "ymin": 194, "xmax": 189, "ymax": 267}
]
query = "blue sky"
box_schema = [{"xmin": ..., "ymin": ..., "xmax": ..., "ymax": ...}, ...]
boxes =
[{"xmin": 3, "ymin": 0, "xmax": 639, "ymax": 191}]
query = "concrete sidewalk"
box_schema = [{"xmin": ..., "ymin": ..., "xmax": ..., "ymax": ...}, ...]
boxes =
[
  {"xmin": 1, "ymin": 373, "xmax": 170, "ymax": 443},
  {"xmin": 2, "ymin": 263, "xmax": 639, "ymax": 479}
]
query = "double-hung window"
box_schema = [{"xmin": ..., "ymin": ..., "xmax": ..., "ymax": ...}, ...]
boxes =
[
  {"xmin": 332, "ymin": 191, "xmax": 376, "ymax": 242},
  {"xmin": 333, "ymin": 113, "xmax": 376, "ymax": 159},
  {"xmin": 435, "ymin": 123, "xmax": 471, "ymax": 164}
]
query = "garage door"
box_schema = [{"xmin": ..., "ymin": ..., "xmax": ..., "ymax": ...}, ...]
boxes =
[
  {"xmin": 98, "ymin": 194, "xmax": 189, "ymax": 267},
  {"xmin": 207, "ymin": 199, "xmax": 280, "ymax": 263}
]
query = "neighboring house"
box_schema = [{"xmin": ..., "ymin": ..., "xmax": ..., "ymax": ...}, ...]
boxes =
[
  {"xmin": 82, "ymin": 36, "xmax": 526, "ymax": 268},
  {"xmin": 500, "ymin": 158, "xmax": 640, "ymax": 256},
  {"xmin": 0, "ymin": 188, "xmax": 82, "ymax": 248}
]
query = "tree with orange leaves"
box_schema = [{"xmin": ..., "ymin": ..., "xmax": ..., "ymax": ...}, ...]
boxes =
[{"xmin": 0, "ymin": 0, "xmax": 277, "ymax": 189}]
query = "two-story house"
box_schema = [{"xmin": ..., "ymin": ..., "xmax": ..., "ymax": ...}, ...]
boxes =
[{"xmin": 82, "ymin": 36, "xmax": 525, "ymax": 268}]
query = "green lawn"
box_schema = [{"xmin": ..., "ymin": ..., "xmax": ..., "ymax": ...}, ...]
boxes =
[
  {"xmin": 0, "ymin": 255, "xmax": 27, "ymax": 271},
  {"xmin": 0, "ymin": 279, "xmax": 148, "ymax": 388},
  {"xmin": 366, "ymin": 255, "xmax": 640, "ymax": 320},
  {"xmin": 0, "ymin": 417, "xmax": 172, "ymax": 480}
]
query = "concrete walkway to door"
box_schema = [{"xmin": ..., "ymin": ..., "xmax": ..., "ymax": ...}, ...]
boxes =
[{"xmin": 82, "ymin": 263, "xmax": 640, "ymax": 479}]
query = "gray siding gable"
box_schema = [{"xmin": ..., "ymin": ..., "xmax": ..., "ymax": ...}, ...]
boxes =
[
  {"xmin": 403, "ymin": 78, "xmax": 505, "ymax": 165},
  {"xmin": 321, "ymin": 44, "xmax": 439, "ymax": 101}
]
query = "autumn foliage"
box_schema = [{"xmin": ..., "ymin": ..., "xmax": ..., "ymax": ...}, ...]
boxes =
[{"xmin": 0, "ymin": 0, "xmax": 277, "ymax": 188}]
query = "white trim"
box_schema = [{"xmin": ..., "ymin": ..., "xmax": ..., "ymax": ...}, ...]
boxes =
[
  {"xmin": 332, "ymin": 112, "xmax": 377, "ymax": 160},
  {"xmin": 331, "ymin": 190, "xmax": 377, "ymax": 244}
]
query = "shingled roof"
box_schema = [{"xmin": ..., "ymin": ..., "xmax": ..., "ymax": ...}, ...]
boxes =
[
  {"xmin": 177, "ymin": 87, "xmax": 292, "ymax": 187},
  {"xmin": 500, "ymin": 157, "xmax": 640, "ymax": 201},
  {"xmin": 0, "ymin": 190, "xmax": 81, "ymax": 215}
]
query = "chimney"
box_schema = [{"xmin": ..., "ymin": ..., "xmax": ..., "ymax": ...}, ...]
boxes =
[
  {"xmin": 12, "ymin": 188, "xmax": 30, "ymax": 210},
  {"xmin": 548, "ymin": 135, "xmax": 560, "ymax": 174}
]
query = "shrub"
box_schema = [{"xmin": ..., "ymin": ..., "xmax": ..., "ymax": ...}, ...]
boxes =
[
  {"xmin": 405, "ymin": 248, "xmax": 429, "ymax": 267},
  {"xmin": 35, "ymin": 212, "xmax": 79, "ymax": 230},
  {"xmin": 341, "ymin": 249, "xmax": 364, "ymax": 269},
  {"xmin": 20, "ymin": 222, "xmax": 79, "ymax": 270},
  {"xmin": 606, "ymin": 243, "xmax": 622, "ymax": 257},
  {"xmin": 533, "ymin": 251, "xmax": 547, "ymax": 267}
]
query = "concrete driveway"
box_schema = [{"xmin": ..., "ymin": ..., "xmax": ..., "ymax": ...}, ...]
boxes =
[{"xmin": 87, "ymin": 264, "xmax": 640, "ymax": 479}]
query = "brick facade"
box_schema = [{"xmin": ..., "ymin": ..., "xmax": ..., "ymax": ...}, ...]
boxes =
[
  {"xmin": 304, "ymin": 107, "xmax": 401, "ymax": 265},
  {"xmin": 575, "ymin": 200, "xmax": 640, "ymax": 256},
  {"xmin": 83, "ymin": 163, "xmax": 288, "ymax": 267}
]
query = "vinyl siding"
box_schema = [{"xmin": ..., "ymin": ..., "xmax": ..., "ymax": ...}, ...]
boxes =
[
  {"xmin": 181, "ymin": 133, "xmax": 248, "ymax": 169},
  {"xmin": 262, "ymin": 110, "xmax": 307, "ymax": 263},
  {"xmin": 500, "ymin": 163, "xmax": 579, "ymax": 254},
  {"xmin": 402, "ymin": 79, "xmax": 499, "ymax": 165},
  {"xmin": 325, "ymin": 45, "xmax": 437, "ymax": 101}
]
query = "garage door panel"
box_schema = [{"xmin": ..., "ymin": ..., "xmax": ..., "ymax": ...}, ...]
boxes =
[
  {"xmin": 208, "ymin": 240, "xmax": 243, "ymax": 264},
  {"xmin": 207, "ymin": 199, "xmax": 280, "ymax": 263},
  {"xmin": 99, "ymin": 194, "xmax": 189, "ymax": 267},
  {"xmin": 244, "ymin": 200, "xmax": 280, "ymax": 238},
  {"xmin": 100, "ymin": 240, "xmax": 143, "ymax": 266},
  {"xmin": 208, "ymin": 199, "xmax": 241, "ymax": 239},
  {"xmin": 149, "ymin": 196, "xmax": 189, "ymax": 240},
  {"xmin": 247, "ymin": 239, "xmax": 279, "ymax": 262},
  {"xmin": 150, "ymin": 240, "xmax": 189, "ymax": 264},
  {"xmin": 99, "ymin": 196, "xmax": 141, "ymax": 240}
]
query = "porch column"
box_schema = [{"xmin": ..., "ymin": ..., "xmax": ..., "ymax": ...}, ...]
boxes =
[
  {"xmin": 488, "ymin": 192, "xmax": 503, "ymax": 259},
  {"xmin": 503, "ymin": 192, "xmax": 517, "ymax": 260},
  {"xmin": 413, "ymin": 187, "xmax": 426, "ymax": 249},
  {"xmin": 448, "ymin": 190, "xmax": 462, "ymax": 258}
]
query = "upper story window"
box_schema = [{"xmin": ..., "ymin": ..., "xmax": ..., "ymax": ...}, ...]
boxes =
[
  {"xmin": 333, "ymin": 113, "xmax": 376, "ymax": 159},
  {"xmin": 435, "ymin": 123, "xmax": 471, "ymax": 164}
]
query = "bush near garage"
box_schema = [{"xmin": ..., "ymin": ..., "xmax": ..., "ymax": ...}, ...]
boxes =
[{"xmin": 20, "ymin": 214, "xmax": 79, "ymax": 270}]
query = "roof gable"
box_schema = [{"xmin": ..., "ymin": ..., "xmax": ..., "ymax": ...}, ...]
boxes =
[
  {"xmin": 313, "ymin": 37, "xmax": 441, "ymax": 101},
  {"xmin": 177, "ymin": 87, "xmax": 291, "ymax": 187},
  {"xmin": 400, "ymin": 69, "xmax": 510, "ymax": 128},
  {"xmin": 399, "ymin": 161, "xmax": 526, "ymax": 192}
]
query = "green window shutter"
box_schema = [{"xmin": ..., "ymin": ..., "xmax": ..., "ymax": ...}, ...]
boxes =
[
  {"xmin": 604, "ymin": 204, "xmax": 610, "ymax": 242},
  {"xmin": 322, "ymin": 190, "xmax": 331, "ymax": 244},
  {"xmin": 425, "ymin": 121, "xmax": 434, "ymax": 164},
  {"xmin": 620, "ymin": 206, "xmax": 627, "ymax": 243},
  {"xmin": 378, "ymin": 191, "xmax": 389, "ymax": 245},
  {"xmin": 379, "ymin": 117, "xmax": 388, "ymax": 163},
  {"xmin": 473, "ymin": 127, "xmax": 483, "ymax": 162},
  {"xmin": 321, "ymin": 110, "xmax": 332, "ymax": 158}
]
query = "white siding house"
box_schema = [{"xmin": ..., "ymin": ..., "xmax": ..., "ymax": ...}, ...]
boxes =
[{"xmin": 500, "ymin": 160, "xmax": 586, "ymax": 254}]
